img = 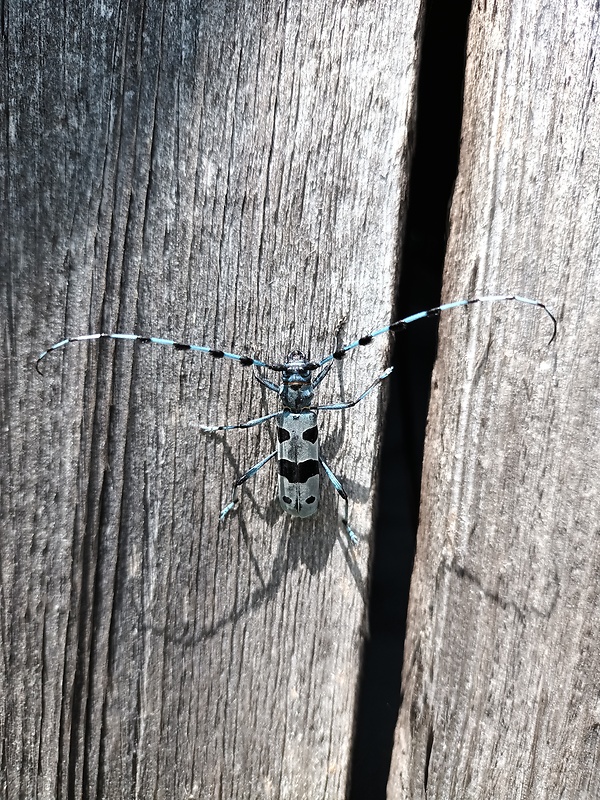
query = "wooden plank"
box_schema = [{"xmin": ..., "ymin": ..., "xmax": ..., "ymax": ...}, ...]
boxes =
[
  {"xmin": 388, "ymin": 2, "xmax": 600, "ymax": 798},
  {"xmin": 0, "ymin": 1, "xmax": 423, "ymax": 797}
]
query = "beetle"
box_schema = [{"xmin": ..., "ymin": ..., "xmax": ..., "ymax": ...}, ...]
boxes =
[{"xmin": 37, "ymin": 293, "xmax": 556, "ymax": 543}]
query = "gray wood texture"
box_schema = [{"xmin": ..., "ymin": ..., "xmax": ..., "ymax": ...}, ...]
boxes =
[
  {"xmin": 389, "ymin": 2, "xmax": 600, "ymax": 798},
  {"xmin": 0, "ymin": 2, "xmax": 423, "ymax": 797}
]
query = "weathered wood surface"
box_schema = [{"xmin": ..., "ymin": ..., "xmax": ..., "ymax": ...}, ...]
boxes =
[
  {"xmin": 389, "ymin": 2, "xmax": 600, "ymax": 798},
  {"xmin": 0, "ymin": 1, "xmax": 423, "ymax": 798}
]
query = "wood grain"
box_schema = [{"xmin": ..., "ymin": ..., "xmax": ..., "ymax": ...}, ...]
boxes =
[
  {"xmin": 388, "ymin": 2, "xmax": 600, "ymax": 798},
  {"xmin": 0, "ymin": 1, "xmax": 423, "ymax": 797}
]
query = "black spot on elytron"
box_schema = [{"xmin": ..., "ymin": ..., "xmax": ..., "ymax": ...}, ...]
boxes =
[
  {"xmin": 174, "ymin": 342, "xmax": 191, "ymax": 351},
  {"xmin": 209, "ymin": 349, "xmax": 224, "ymax": 359},
  {"xmin": 282, "ymin": 496, "xmax": 292, "ymax": 505},
  {"xmin": 305, "ymin": 496, "xmax": 316, "ymax": 504},
  {"xmin": 279, "ymin": 459, "xmax": 319, "ymax": 483},
  {"xmin": 358, "ymin": 335, "xmax": 373, "ymax": 346},
  {"xmin": 277, "ymin": 426, "xmax": 291, "ymax": 442},
  {"xmin": 302, "ymin": 426, "xmax": 318, "ymax": 443},
  {"xmin": 239, "ymin": 356, "xmax": 254, "ymax": 367}
]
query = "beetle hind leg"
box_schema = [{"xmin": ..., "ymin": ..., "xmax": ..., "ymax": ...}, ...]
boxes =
[
  {"xmin": 219, "ymin": 450, "xmax": 277, "ymax": 521},
  {"xmin": 319, "ymin": 456, "xmax": 358, "ymax": 545}
]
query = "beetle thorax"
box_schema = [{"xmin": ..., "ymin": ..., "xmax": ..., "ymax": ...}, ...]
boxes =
[{"xmin": 279, "ymin": 351, "xmax": 314, "ymax": 411}]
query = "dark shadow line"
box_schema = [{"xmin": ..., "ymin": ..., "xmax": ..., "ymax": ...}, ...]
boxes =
[{"xmin": 348, "ymin": 0, "xmax": 474, "ymax": 796}]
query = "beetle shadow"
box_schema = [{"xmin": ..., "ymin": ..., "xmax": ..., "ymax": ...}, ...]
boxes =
[
  {"xmin": 137, "ymin": 346, "xmax": 373, "ymax": 644},
  {"xmin": 314, "ymin": 362, "xmax": 375, "ymax": 507},
  {"xmin": 136, "ymin": 456, "xmax": 368, "ymax": 646},
  {"xmin": 217, "ymin": 403, "xmax": 368, "ymax": 592}
]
